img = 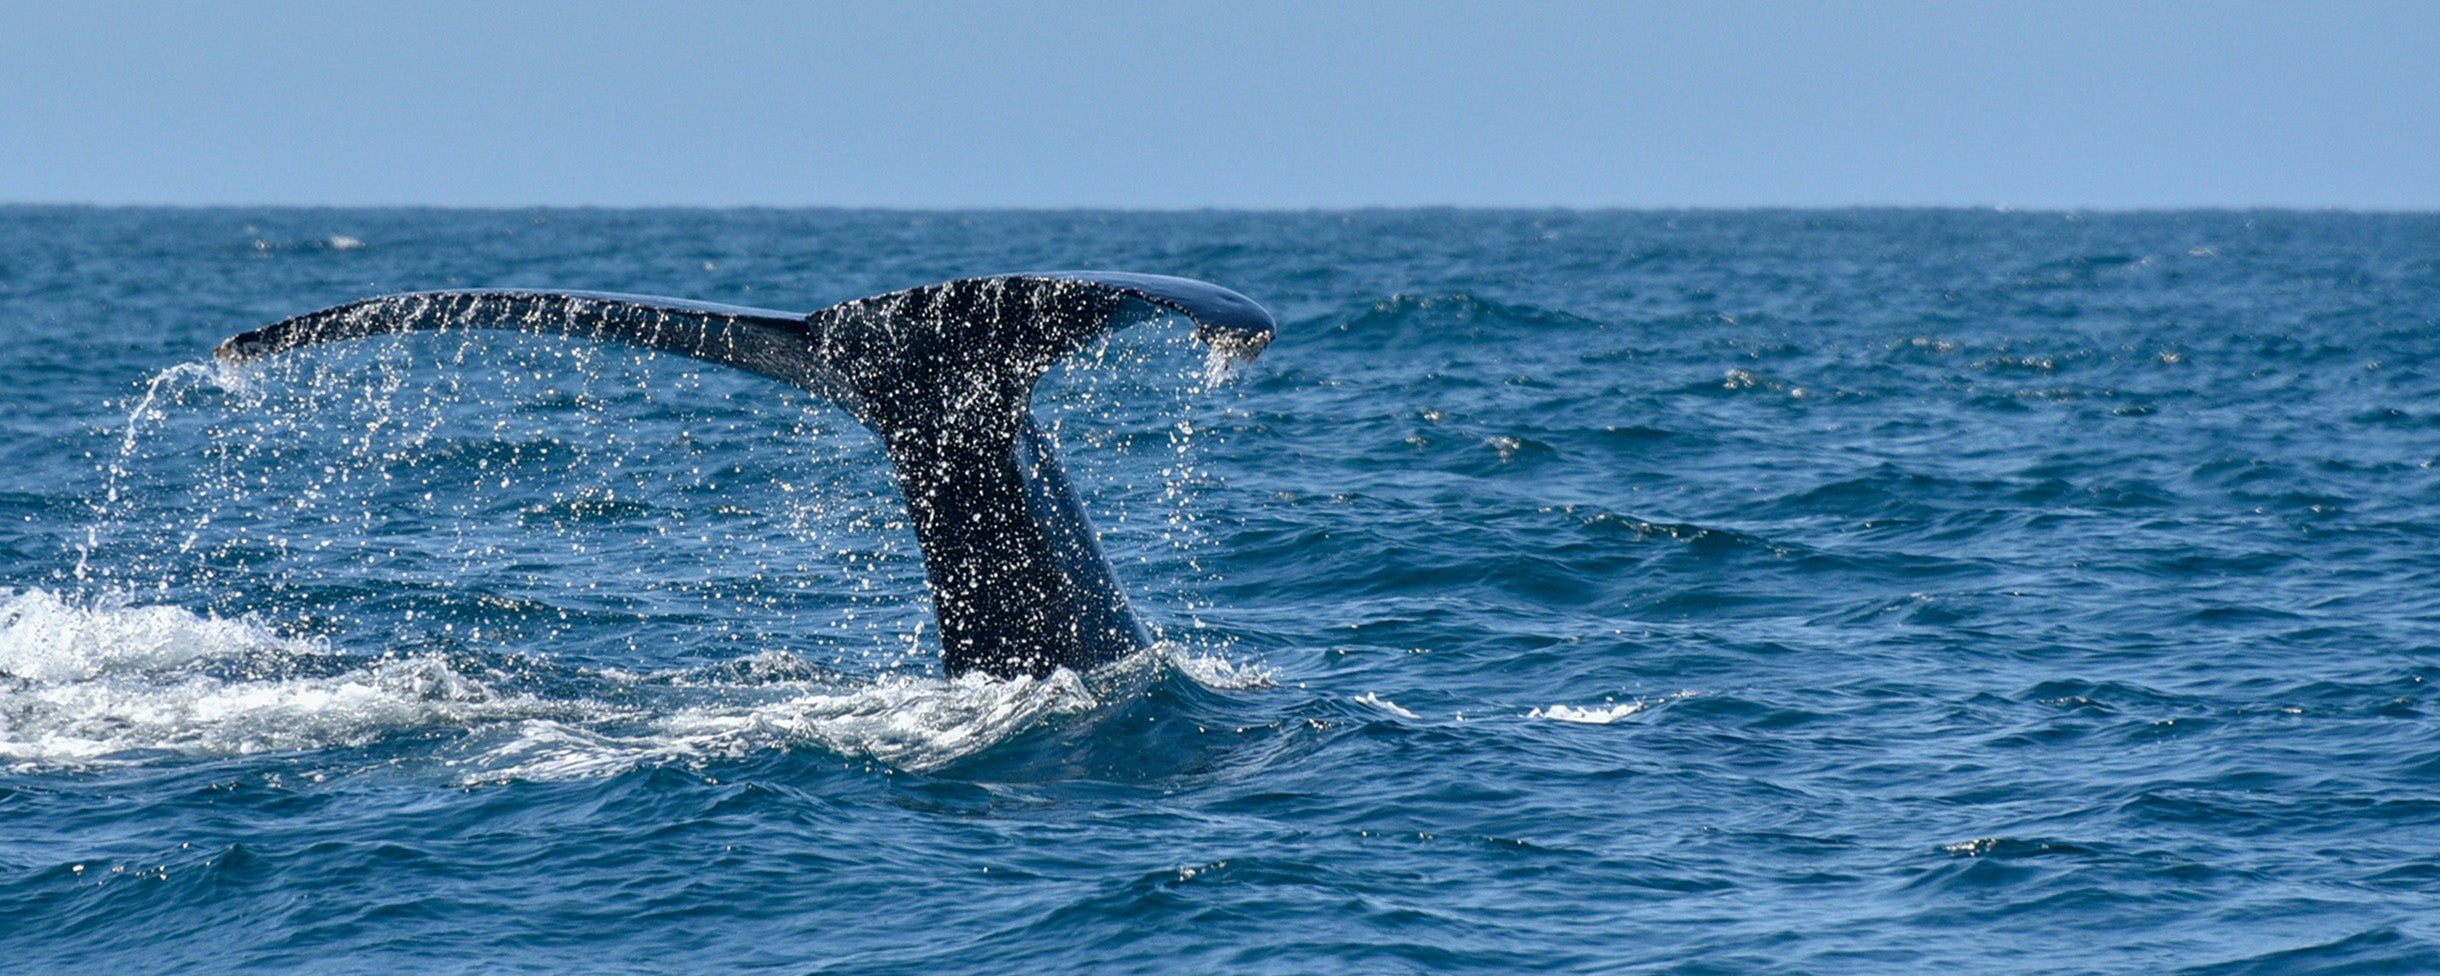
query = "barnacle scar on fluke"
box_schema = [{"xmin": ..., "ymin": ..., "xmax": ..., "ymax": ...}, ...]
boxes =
[{"xmin": 215, "ymin": 273, "xmax": 1275, "ymax": 680}]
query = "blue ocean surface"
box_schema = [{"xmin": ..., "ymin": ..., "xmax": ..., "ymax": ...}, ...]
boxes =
[{"xmin": 3, "ymin": 208, "xmax": 2438, "ymax": 974}]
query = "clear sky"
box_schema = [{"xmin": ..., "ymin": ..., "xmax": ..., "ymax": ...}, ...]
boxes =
[{"xmin": 4, "ymin": 1, "xmax": 2434, "ymax": 209}]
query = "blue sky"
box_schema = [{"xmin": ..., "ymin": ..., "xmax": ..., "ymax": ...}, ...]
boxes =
[{"xmin": 4, "ymin": 1, "xmax": 2434, "ymax": 208}]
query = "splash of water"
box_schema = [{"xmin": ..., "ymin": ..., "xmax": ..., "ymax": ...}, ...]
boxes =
[
  {"xmin": 38, "ymin": 316, "xmax": 1262, "ymax": 777},
  {"xmin": 0, "ymin": 588, "xmax": 1265, "ymax": 777}
]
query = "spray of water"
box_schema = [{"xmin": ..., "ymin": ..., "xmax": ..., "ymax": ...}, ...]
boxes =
[{"xmin": 12, "ymin": 316, "xmax": 1261, "ymax": 777}]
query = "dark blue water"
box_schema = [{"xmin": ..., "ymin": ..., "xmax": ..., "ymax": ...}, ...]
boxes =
[{"xmin": 4, "ymin": 208, "xmax": 2439, "ymax": 974}]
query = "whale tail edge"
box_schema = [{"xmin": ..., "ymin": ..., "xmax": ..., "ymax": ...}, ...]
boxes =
[{"xmin": 215, "ymin": 273, "xmax": 1275, "ymax": 680}]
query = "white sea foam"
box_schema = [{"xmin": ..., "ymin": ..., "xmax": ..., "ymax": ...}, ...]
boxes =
[
  {"xmin": 0, "ymin": 589, "xmax": 548, "ymax": 765},
  {"xmin": 1527, "ymin": 692, "xmax": 1692, "ymax": 725},
  {"xmin": 588, "ymin": 668, "xmax": 1093, "ymax": 775},
  {"xmin": 1158, "ymin": 642, "xmax": 1274, "ymax": 690},
  {"xmin": 1, "ymin": 588, "xmax": 274, "ymax": 681},
  {"xmin": 464, "ymin": 667, "xmax": 1102, "ymax": 780},
  {"xmin": 1354, "ymin": 691, "xmax": 1418, "ymax": 718},
  {"xmin": 1528, "ymin": 702, "xmax": 1644, "ymax": 724},
  {"xmin": 615, "ymin": 640, "xmax": 1258, "ymax": 774},
  {"xmin": 1, "ymin": 588, "xmax": 1263, "ymax": 778}
]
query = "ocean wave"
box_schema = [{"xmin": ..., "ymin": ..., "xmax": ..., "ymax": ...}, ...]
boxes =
[
  {"xmin": 1311, "ymin": 293, "xmax": 1606, "ymax": 350},
  {"xmin": 1528, "ymin": 691, "xmax": 1693, "ymax": 725}
]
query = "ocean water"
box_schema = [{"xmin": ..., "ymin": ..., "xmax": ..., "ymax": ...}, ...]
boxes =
[{"xmin": 3, "ymin": 207, "xmax": 2438, "ymax": 974}]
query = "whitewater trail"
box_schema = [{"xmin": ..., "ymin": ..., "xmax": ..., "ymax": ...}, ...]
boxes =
[{"xmin": 1, "ymin": 587, "xmax": 1267, "ymax": 777}]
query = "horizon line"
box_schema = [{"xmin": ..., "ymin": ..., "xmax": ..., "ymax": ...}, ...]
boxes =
[{"xmin": 6, "ymin": 201, "xmax": 2438, "ymax": 216}]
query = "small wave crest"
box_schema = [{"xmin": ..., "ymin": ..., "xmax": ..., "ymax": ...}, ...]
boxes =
[{"xmin": 1528, "ymin": 691, "xmax": 1693, "ymax": 724}]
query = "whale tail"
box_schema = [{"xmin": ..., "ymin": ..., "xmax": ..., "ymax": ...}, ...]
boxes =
[{"xmin": 216, "ymin": 273, "xmax": 1273, "ymax": 679}]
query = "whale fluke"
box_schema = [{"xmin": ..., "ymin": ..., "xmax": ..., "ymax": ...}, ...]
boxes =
[{"xmin": 217, "ymin": 273, "xmax": 1275, "ymax": 679}]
